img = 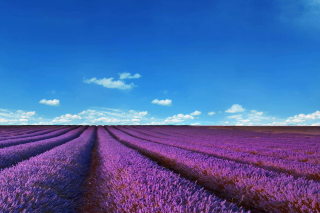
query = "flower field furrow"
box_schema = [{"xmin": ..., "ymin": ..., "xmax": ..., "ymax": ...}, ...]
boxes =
[
  {"xmin": 0, "ymin": 127, "xmax": 96, "ymax": 213},
  {"xmin": 120, "ymin": 126, "xmax": 320, "ymax": 180},
  {"xmin": 0, "ymin": 127, "xmax": 46, "ymax": 137},
  {"xmin": 107, "ymin": 126, "xmax": 320, "ymax": 213},
  {"xmin": 0, "ymin": 126, "xmax": 77, "ymax": 149},
  {"xmin": 145, "ymin": 126, "xmax": 320, "ymax": 153},
  {"xmin": 83, "ymin": 126, "xmax": 247, "ymax": 213},
  {"xmin": 0, "ymin": 125, "xmax": 318, "ymax": 212},
  {"xmin": 0, "ymin": 126, "xmax": 64, "ymax": 141},
  {"xmin": 0, "ymin": 126, "xmax": 86, "ymax": 170},
  {"xmin": 131, "ymin": 126, "xmax": 320, "ymax": 164}
]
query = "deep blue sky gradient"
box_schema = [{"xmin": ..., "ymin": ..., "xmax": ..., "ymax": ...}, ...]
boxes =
[{"xmin": 1, "ymin": 0, "xmax": 319, "ymax": 125}]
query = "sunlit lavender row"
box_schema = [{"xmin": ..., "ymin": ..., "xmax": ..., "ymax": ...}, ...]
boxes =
[{"xmin": 0, "ymin": 125, "xmax": 319, "ymax": 212}]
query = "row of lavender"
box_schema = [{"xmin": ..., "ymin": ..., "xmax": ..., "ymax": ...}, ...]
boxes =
[
  {"xmin": 107, "ymin": 126, "xmax": 320, "ymax": 212},
  {"xmin": 141, "ymin": 125, "xmax": 320, "ymax": 154},
  {"xmin": 117, "ymin": 126, "xmax": 320, "ymax": 180},
  {"xmin": 0, "ymin": 125, "xmax": 319, "ymax": 212},
  {"xmin": 129, "ymin": 125, "xmax": 320, "ymax": 164},
  {"xmin": 0, "ymin": 126, "xmax": 86, "ymax": 169},
  {"xmin": 0, "ymin": 126, "xmax": 251, "ymax": 212},
  {"xmin": 0, "ymin": 125, "xmax": 62, "ymax": 137},
  {"xmin": 0, "ymin": 126, "xmax": 78, "ymax": 148},
  {"xmin": 83, "ymin": 127, "xmax": 246, "ymax": 213},
  {"xmin": 0, "ymin": 125, "xmax": 64, "ymax": 140},
  {"xmin": 0, "ymin": 127, "xmax": 95, "ymax": 212}
]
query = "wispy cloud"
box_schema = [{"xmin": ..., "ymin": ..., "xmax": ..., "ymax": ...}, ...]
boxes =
[
  {"xmin": 225, "ymin": 104, "xmax": 245, "ymax": 113},
  {"xmin": 208, "ymin": 111, "xmax": 215, "ymax": 115},
  {"xmin": 0, "ymin": 109, "xmax": 37, "ymax": 125},
  {"xmin": 118, "ymin": 72, "xmax": 141, "ymax": 79},
  {"xmin": 39, "ymin": 99, "xmax": 60, "ymax": 106},
  {"xmin": 151, "ymin": 99, "xmax": 173, "ymax": 106},
  {"xmin": 284, "ymin": 111, "xmax": 320, "ymax": 124},
  {"xmin": 84, "ymin": 77, "xmax": 136, "ymax": 90},
  {"xmin": 190, "ymin": 111, "xmax": 201, "ymax": 116},
  {"xmin": 52, "ymin": 114, "xmax": 82, "ymax": 123},
  {"xmin": 164, "ymin": 111, "xmax": 202, "ymax": 124},
  {"xmin": 165, "ymin": 113, "xmax": 194, "ymax": 123}
]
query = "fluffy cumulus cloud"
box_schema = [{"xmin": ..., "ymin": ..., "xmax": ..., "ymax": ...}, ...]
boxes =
[
  {"xmin": 223, "ymin": 107, "xmax": 273, "ymax": 126},
  {"xmin": 3, "ymin": 104, "xmax": 320, "ymax": 126},
  {"xmin": 84, "ymin": 77, "xmax": 136, "ymax": 90},
  {"xmin": 84, "ymin": 72, "xmax": 141, "ymax": 90},
  {"xmin": 164, "ymin": 111, "xmax": 202, "ymax": 124},
  {"xmin": 190, "ymin": 111, "xmax": 201, "ymax": 116},
  {"xmin": 0, "ymin": 109, "xmax": 37, "ymax": 125},
  {"xmin": 39, "ymin": 99, "xmax": 60, "ymax": 106},
  {"xmin": 118, "ymin": 72, "xmax": 141, "ymax": 79},
  {"xmin": 76, "ymin": 108, "xmax": 150, "ymax": 125},
  {"xmin": 222, "ymin": 107, "xmax": 320, "ymax": 126},
  {"xmin": 225, "ymin": 104, "xmax": 245, "ymax": 113},
  {"xmin": 285, "ymin": 111, "xmax": 320, "ymax": 124},
  {"xmin": 52, "ymin": 114, "xmax": 82, "ymax": 124},
  {"xmin": 151, "ymin": 99, "xmax": 173, "ymax": 106},
  {"xmin": 208, "ymin": 111, "xmax": 215, "ymax": 116}
]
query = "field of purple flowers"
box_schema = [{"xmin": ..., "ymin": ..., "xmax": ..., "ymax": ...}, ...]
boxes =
[{"xmin": 0, "ymin": 125, "xmax": 319, "ymax": 213}]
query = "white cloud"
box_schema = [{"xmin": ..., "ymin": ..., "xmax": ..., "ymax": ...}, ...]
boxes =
[
  {"xmin": 164, "ymin": 112, "xmax": 197, "ymax": 124},
  {"xmin": 151, "ymin": 99, "xmax": 173, "ymax": 106},
  {"xmin": 208, "ymin": 111, "xmax": 215, "ymax": 116},
  {"xmin": 224, "ymin": 108, "xmax": 275, "ymax": 125},
  {"xmin": 16, "ymin": 110, "xmax": 36, "ymax": 117},
  {"xmin": 129, "ymin": 110, "xmax": 148, "ymax": 117},
  {"xmin": 284, "ymin": 111, "xmax": 320, "ymax": 124},
  {"xmin": 0, "ymin": 118, "xmax": 9, "ymax": 123},
  {"xmin": 164, "ymin": 118, "xmax": 184, "ymax": 123},
  {"xmin": 225, "ymin": 104, "xmax": 245, "ymax": 113},
  {"xmin": 75, "ymin": 108, "xmax": 151, "ymax": 125},
  {"xmin": 39, "ymin": 99, "xmax": 60, "ymax": 106},
  {"xmin": 250, "ymin": 110, "xmax": 263, "ymax": 116},
  {"xmin": 0, "ymin": 109, "xmax": 38, "ymax": 124},
  {"xmin": 84, "ymin": 77, "xmax": 136, "ymax": 90},
  {"xmin": 176, "ymin": 114, "xmax": 194, "ymax": 119},
  {"xmin": 52, "ymin": 114, "xmax": 82, "ymax": 124},
  {"xmin": 118, "ymin": 72, "xmax": 141, "ymax": 79},
  {"xmin": 91, "ymin": 117, "xmax": 122, "ymax": 123},
  {"xmin": 222, "ymin": 108, "xmax": 320, "ymax": 126},
  {"xmin": 241, "ymin": 119, "xmax": 250, "ymax": 123},
  {"xmin": 190, "ymin": 111, "xmax": 201, "ymax": 116},
  {"xmin": 227, "ymin": 114, "xmax": 243, "ymax": 120}
]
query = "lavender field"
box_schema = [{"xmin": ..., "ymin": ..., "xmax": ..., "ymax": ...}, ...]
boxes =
[{"xmin": 0, "ymin": 125, "xmax": 319, "ymax": 213}]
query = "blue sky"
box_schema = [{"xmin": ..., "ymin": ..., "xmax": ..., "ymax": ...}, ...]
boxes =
[{"xmin": 1, "ymin": 0, "xmax": 320, "ymax": 125}]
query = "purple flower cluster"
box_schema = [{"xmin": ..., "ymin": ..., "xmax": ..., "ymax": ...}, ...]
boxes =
[
  {"xmin": 0, "ymin": 126, "xmax": 54, "ymax": 137},
  {"xmin": 0, "ymin": 127, "xmax": 95, "ymax": 212},
  {"xmin": 118, "ymin": 126, "xmax": 320, "ymax": 180},
  {"xmin": 0, "ymin": 126, "xmax": 77, "ymax": 148},
  {"xmin": 142, "ymin": 126, "xmax": 320, "ymax": 162},
  {"xmin": 83, "ymin": 126, "xmax": 247, "ymax": 213},
  {"xmin": 0, "ymin": 126, "xmax": 86, "ymax": 170},
  {"xmin": 107, "ymin": 126, "xmax": 320, "ymax": 213},
  {"xmin": 0, "ymin": 126, "xmax": 63, "ymax": 141},
  {"xmin": 0, "ymin": 125, "xmax": 318, "ymax": 212}
]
